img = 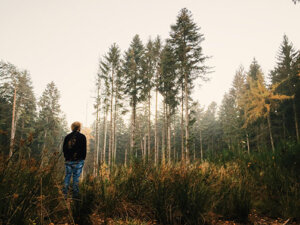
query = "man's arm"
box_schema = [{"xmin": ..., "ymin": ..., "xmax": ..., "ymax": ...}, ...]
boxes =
[
  {"xmin": 82, "ymin": 135, "xmax": 87, "ymax": 160},
  {"xmin": 63, "ymin": 135, "xmax": 68, "ymax": 159}
]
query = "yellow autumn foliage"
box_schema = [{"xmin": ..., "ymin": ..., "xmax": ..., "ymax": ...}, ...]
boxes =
[{"xmin": 241, "ymin": 72, "xmax": 293, "ymax": 128}]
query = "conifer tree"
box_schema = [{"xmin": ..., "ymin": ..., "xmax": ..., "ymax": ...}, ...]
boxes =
[
  {"xmin": 153, "ymin": 36, "xmax": 162, "ymax": 165},
  {"xmin": 94, "ymin": 70, "xmax": 102, "ymax": 174},
  {"xmin": 0, "ymin": 62, "xmax": 19, "ymax": 157},
  {"xmin": 143, "ymin": 38, "xmax": 160, "ymax": 161},
  {"xmin": 37, "ymin": 82, "xmax": 66, "ymax": 158},
  {"xmin": 100, "ymin": 44, "xmax": 121, "ymax": 166},
  {"xmin": 158, "ymin": 43, "xmax": 179, "ymax": 164},
  {"xmin": 0, "ymin": 62, "xmax": 36, "ymax": 157},
  {"xmin": 0, "ymin": 62, "xmax": 12, "ymax": 153},
  {"xmin": 99, "ymin": 59, "xmax": 110, "ymax": 165},
  {"xmin": 201, "ymin": 102, "xmax": 218, "ymax": 156},
  {"xmin": 270, "ymin": 35, "xmax": 300, "ymax": 143},
  {"xmin": 169, "ymin": 8, "xmax": 208, "ymax": 163},
  {"xmin": 219, "ymin": 66, "xmax": 246, "ymax": 152},
  {"xmin": 219, "ymin": 91, "xmax": 239, "ymax": 151},
  {"xmin": 190, "ymin": 102, "xmax": 205, "ymax": 161},
  {"xmin": 113, "ymin": 61, "xmax": 124, "ymax": 164},
  {"xmin": 15, "ymin": 71, "xmax": 36, "ymax": 158},
  {"xmin": 248, "ymin": 58, "xmax": 260, "ymax": 81},
  {"xmin": 243, "ymin": 71, "xmax": 292, "ymax": 152},
  {"xmin": 123, "ymin": 35, "xmax": 145, "ymax": 157},
  {"xmin": 241, "ymin": 60, "xmax": 265, "ymax": 152}
]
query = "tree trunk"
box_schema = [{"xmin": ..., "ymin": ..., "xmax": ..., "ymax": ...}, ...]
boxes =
[
  {"xmin": 42, "ymin": 116, "xmax": 49, "ymax": 154},
  {"xmin": 184, "ymin": 73, "xmax": 189, "ymax": 163},
  {"xmin": 162, "ymin": 100, "xmax": 166, "ymax": 166},
  {"xmin": 113, "ymin": 93, "xmax": 118, "ymax": 165},
  {"xmin": 200, "ymin": 130, "xmax": 203, "ymax": 162},
  {"xmin": 155, "ymin": 75, "xmax": 158, "ymax": 165},
  {"xmin": 282, "ymin": 113, "xmax": 286, "ymax": 142},
  {"xmin": 181, "ymin": 87, "xmax": 184, "ymax": 162},
  {"xmin": 167, "ymin": 106, "xmax": 171, "ymax": 164},
  {"xmin": 41, "ymin": 128, "xmax": 47, "ymax": 168},
  {"xmin": 256, "ymin": 126, "xmax": 260, "ymax": 152},
  {"xmin": 267, "ymin": 113, "xmax": 275, "ymax": 153},
  {"xmin": 114, "ymin": 138, "xmax": 117, "ymax": 164},
  {"xmin": 141, "ymin": 138, "xmax": 144, "ymax": 162},
  {"xmin": 211, "ymin": 136, "xmax": 214, "ymax": 156},
  {"xmin": 157, "ymin": 136, "xmax": 160, "ymax": 164},
  {"xmin": 95, "ymin": 86, "xmax": 100, "ymax": 176},
  {"xmin": 97, "ymin": 119, "xmax": 101, "ymax": 160},
  {"xmin": 125, "ymin": 148, "xmax": 127, "ymax": 166},
  {"xmin": 292, "ymin": 99, "xmax": 299, "ymax": 143},
  {"xmin": 102, "ymin": 108, "xmax": 108, "ymax": 164},
  {"xmin": 193, "ymin": 143, "xmax": 196, "ymax": 161},
  {"xmin": 144, "ymin": 135, "xmax": 147, "ymax": 163},
  {"xmin": 109, "ymin": 70, "xmax": 114, "ymax": 166},
  {"xmin": 148, "ymin": 93, "xmax": 151, "ymax": 162},
  {"xmin": 9, "ymin": 87, "xmax": 17, "ymax": 158},
  {"xmin": 173, "ymin": 123, "xmax": 176, "ymax": 163},
  {"xmin": 94, "ymin": 121, "xmax": 98, "ymax": 176},
  {"xmin": 130, "ymin": 101, "xmax": 136, "ymax": 158}
]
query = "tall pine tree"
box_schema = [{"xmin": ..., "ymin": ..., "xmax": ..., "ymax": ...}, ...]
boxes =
[
  {"xmin": 169, "ymin": 8, "xmax": 208, "ymax": 163},
  {"xmin": 270, "ymin": 35, "xmax": 300, "ymax": 143},
  {"xmin": 123, "ymin": 35, "xmax": 145, "ymax": 157},
  {"xmin": 37, "ymin": 82, "xmax": 66, "ymax": 159}
]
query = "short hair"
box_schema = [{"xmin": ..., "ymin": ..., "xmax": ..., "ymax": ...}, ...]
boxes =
[{"xmin": 71, "ymin": 121, "xmax": 81, "ymax": 132}]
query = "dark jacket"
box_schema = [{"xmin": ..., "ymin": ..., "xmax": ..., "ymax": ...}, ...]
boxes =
[{"xmin": 63, "ymin": 131, "xmax": 87, "ymax": 161}]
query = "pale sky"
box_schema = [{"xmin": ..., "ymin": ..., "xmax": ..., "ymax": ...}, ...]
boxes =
[{"xmin": 0, "ymin": 0, "xmax": 299, "ymax": 127}]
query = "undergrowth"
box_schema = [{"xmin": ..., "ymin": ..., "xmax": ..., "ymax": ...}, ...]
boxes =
[{"xmin": 0, "ymin": 144, "xmax": 299, "ymax": 224}]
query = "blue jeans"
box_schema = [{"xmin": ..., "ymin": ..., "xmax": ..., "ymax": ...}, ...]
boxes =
[{"xmin": 63, "ymin": 160, "xmax": 84, "ymax": 198}]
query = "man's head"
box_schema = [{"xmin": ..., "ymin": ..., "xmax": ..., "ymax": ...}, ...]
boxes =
[{"xmin": 71, "ymin": 121, "xmax": 81, "ymax": 132}]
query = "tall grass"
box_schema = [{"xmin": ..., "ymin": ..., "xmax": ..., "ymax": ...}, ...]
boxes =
[
  {"xmin": 0, "ymin": 151, "xmax": 72, "ymax": 225},
  {"xmin": 208, "ymin": 143, "xmax": 300, "ymax": 220},
  {"xmin": 76, "ymin": 161, "xmax": 251, "ymax": 224},
  {"xmin": 0, "ymin": 143, "xmax": 299, "ymax": 224}
]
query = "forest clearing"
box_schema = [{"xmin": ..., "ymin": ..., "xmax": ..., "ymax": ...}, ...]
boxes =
[{"xmin": 0, "ymin": 1, "xmax": 300, "ymax": 224}]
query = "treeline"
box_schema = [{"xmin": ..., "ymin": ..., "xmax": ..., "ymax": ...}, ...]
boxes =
[
  {"xmin": 0, "ymin": 8, "xmax": 299, "ymax": 171},
  {"xmin": 89, "ymin": 8, "xmax": 300, "ymax": 172},
  {"xmin": 0, "ymin": 62, "xmax": 67, "ymax": 160}
]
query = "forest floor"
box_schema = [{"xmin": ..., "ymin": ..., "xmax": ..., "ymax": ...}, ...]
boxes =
[
  {"xmin": 55, "ymin": 215, "xmax": 299, "ymax": 225},
  {"xmin": 54, "ymin": 209, "xmax": 300, "ymax": 225},
  {"xmin": 207, "ymin": 210, "xmax": 299, "ymax": 225},
  {"xmin": 87, "ymin": 212, "xmax": 300, "ymax": 225}
]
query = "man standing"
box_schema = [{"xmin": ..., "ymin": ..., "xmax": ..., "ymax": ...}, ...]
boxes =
[{"xmin": 62, "ymin": 121, "xmax": 86, "ymax": 199}]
